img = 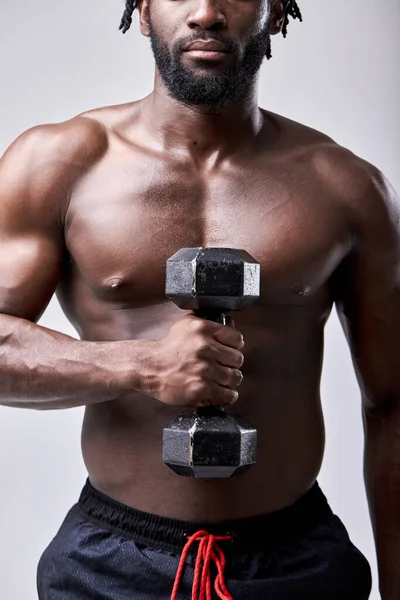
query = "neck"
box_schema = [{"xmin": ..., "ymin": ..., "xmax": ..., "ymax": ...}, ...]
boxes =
[{"xmin": 138, "ymin": 72, "xmax": 266, "ymax": 163}]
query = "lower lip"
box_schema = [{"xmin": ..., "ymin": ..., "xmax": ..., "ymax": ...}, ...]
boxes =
[{"xmin": 185, "ymin": 50, "xmax": 228, "ymax": 60}]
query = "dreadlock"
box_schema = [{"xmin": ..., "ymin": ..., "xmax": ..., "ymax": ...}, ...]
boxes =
[
  {"xmin": 119, "ymin": 0, "xmax": 137, "ymax": 34},
  {"xmin": 119, "ymin": 0, "xmax": 302, "ymax": 58},
  {"xmin": 282, "ymin": 0, "xmax": 302, "ymax": 38}
]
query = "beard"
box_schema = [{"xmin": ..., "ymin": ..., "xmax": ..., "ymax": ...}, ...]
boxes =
[{"xmin": 148, "ymin": 17, "xmax": 271, "ymax": 111}]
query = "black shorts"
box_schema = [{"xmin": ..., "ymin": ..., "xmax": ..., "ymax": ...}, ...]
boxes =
[{"xmin": 37, "ymin": 479, "xmax": 372, "ymax": 599}]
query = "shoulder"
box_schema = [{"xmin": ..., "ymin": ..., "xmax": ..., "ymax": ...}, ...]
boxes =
[
  {"xmin": 0, "ymin": 112, "xmax": 109, "ymax": 222},
  {"xmin": 267, "ymin": 110, "xmax": 399, "ymax": 239},
  {"xmin": 2, "ymin": 113, "xmax": 108, "ymax": 174},
  {"xmin": 11, "ymin": 99, "xmax": 140, "ymax": 166},
  {"xmin": 309, "ymin": 142, "xmax": 399, "ymax": 242}
]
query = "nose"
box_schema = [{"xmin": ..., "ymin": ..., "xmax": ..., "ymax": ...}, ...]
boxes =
[{"xmin": 186, "ymin": 0, "xmax": 227, "ymax": 30}]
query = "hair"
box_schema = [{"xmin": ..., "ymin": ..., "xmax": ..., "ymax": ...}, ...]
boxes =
[
  {"xmin": 119, "ymin": 0, "xmax": 302, "ymax": 55},
  {"xmin": 282, "ymin": 1, "xmax": 302, "ymax": 38}
]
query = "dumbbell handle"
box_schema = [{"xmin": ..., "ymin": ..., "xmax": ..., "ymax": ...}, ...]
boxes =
[
  {"xmin": 194, "ymin": 309, "xmax": 229, "ymax": 416},
  {"xmin": 194, "ymin": 309, "xmax": 227, "ymax": 325}
]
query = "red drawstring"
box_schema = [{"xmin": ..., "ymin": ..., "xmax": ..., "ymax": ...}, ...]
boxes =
[{"xmin": 170, "ymin": 530, "xmax": 234, "ymax": 600}]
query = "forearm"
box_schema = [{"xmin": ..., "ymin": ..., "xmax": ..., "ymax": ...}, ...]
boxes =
[
  {"xmin": 364, "ymin": 405, "xmax": 400, "ymax": 600},
  {"xmin": 0, "ymin": 314, "xmax": 156, "ymax": 410}
]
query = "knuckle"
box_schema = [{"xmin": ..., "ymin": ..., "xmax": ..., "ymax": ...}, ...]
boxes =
[
  {"xmin": 227, "ymin": 368, "xmax": 240, "ymax": 388},
  {"xmin": 226, "ymin": 368, "xmax": 242, "ymax": 388},
  {"xmin": 217, "ymin": 369, "xmax": 230, "ymax": 387},
  {"xmin": 227, "ymin": 389, "xmax": 239, "ymax": 404},
  {"xmin": 206, "ymin": 343, "xmax": 218, "ymax": 357},
  {"xmin": 191, "ymin": 318, "xmax": 207, "ymax": 333},
  {"xmin": 236, "ymin": 352, "xmax": 244, "ymax": 368},
  {"xmin": 217, "ymin": 387, "xmax": 237, "ymax": 405},
  {"xmin": 195, "ymin": 361, "xmax": 209, "ymax": 377},
  {"xmin": 189, "ymin": 381, "xmax": 205, "ymax": 397},
  {"xmin": 195, "ymin": 341, "xmax": 210, "ymax": 357},
  {"xmin": 234, "ymin": 330, "xmax": 244, "ymax": 343}
]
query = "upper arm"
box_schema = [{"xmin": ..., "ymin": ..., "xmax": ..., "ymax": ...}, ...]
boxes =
[
  {"xmin": 333, "ymin": 166, "xmax": 400, "ymax": 415},
  {"xmin": 0, "ymin": 118, "xmax": 108, "ymax": 323}
]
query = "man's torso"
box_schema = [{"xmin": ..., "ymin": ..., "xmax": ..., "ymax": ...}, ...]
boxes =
[{"xmin": 53, "ymin": 101, "xmax": 360, "ymax": 520}]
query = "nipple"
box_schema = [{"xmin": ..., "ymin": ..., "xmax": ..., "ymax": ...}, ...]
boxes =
[
  {"xmin": 293, "ymin": 284, "xmax": 311, "ymax": 296},
  {"xmin": 105, "ymin": 276, "xmax": 124, "ymax": 291}
]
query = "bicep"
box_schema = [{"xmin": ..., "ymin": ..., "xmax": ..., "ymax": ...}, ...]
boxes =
[
  {"xmin": 0, "ymin": 129, "xmax": 64, "ymax": 322},
  {"xmin": 334, "ymin": 170, "xmax": 400, "ymax": 412},
  {"xmin": 0, "ymin": 234, "xmax": 63, "ymax": 322}
]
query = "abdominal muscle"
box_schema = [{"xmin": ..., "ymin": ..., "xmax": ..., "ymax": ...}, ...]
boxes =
[
  {"xmin": 80, "ymin": 367, "xmax": 326, "ymax": 521},
  {"xmin": 66, "ymin": 293, "xmax": 329, "ymax": 521}
]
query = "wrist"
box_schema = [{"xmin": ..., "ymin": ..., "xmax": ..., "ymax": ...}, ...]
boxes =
[{"xmin": 117, "ymin": 339, "xmax": 161, "ymax": 398}]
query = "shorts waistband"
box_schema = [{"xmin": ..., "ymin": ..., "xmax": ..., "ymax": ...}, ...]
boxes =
[{"xmin": 78, "ymin": 479, "xmax": 332, "ymax": 553}]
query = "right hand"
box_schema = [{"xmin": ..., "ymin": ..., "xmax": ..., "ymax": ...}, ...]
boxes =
[{"xmin": 152, "ymin": 315, "xmax": 245, "ymax": 408}]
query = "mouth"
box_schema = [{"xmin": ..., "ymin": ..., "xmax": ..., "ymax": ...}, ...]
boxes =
[
  {"xmin": 185, "ymin": 49, "xmax": 229, "ymax": 61},
  {"xmin": 183, "ymin": 40, "xmax": 231, "ymax": 61}
]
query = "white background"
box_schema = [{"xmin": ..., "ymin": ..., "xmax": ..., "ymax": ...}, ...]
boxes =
[{"xmin": 0, "ymin": 0, "xmax": 399, "ymax": 598}]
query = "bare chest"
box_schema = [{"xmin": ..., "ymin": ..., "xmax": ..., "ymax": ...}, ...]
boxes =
[{"xmin": 63, "ymin": 155, "xmax": 350, "ymax": 313}]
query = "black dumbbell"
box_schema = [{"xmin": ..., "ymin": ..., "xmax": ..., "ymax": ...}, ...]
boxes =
[{"xmin": 162, "ymin": 247, "xmax": 260, "ymax": 478}]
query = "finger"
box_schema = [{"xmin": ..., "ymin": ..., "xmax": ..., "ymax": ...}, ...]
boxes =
[
  {"xmin": 212, "ymin": 345, "xmax": 244, "ymax": 369},
  {"xmin": 213, "ymin": 326, "xmax": 244, "ymax": 349},
  {"xmin": 212, "ymin": 365, "xmax": 243, "ymax": 388},
  {"xmin": 208, "ymin": 384, "xmax": 239, "ymax": 406}
]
